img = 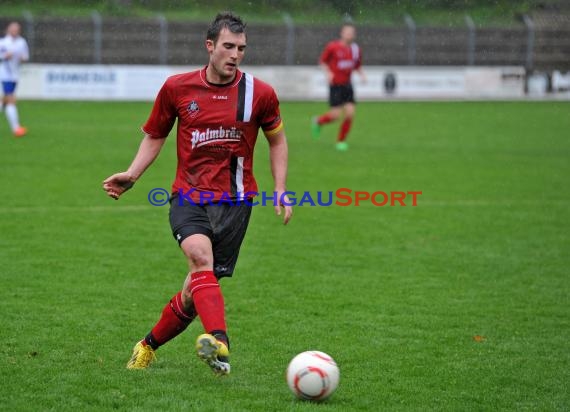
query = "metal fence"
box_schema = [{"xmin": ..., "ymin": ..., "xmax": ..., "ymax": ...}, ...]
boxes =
[{"xmin": 2, "ymin": 13, "xmax": 569, "ymax": 70}]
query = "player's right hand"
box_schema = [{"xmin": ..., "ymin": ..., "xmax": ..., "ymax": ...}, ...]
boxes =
[
  {"xmin": 327, "ymin": 71, "xmax": 334, "ymax": 84},
  {"xmin": 102, "ymin": 172, "xmax": 135, "ymax": 200}
]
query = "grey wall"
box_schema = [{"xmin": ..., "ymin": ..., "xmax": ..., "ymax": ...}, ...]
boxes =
[{"xmin": 2, "ymin": 16, "xmax": 569, "ymax": 70}]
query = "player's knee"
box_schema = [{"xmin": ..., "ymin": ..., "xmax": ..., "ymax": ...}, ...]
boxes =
[
  {"xmin": 329, "ymin": 110, "xmax": 341, "ymax": 120},
  {"xmin": 181, "ymin": 235, "xmax": 213, "ymax": 269},
  {"xmin": 344, "ymin": 106, "xmax": 355, "ymax": 119},
  {"xmin": 188, "ymin": 248, "xmax": 213, "ymax": 269}
]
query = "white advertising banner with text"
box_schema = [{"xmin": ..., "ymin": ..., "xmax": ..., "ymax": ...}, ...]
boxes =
[{"xmin": 18, "ymin": 64, "xmax": 528, "ymax": 101}]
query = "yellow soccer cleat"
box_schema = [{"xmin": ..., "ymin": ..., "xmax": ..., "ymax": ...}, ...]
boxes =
[
  {"xmin": 196, "ymin": 333, "xmax": 230, "ymax": 375},
  {"xmin": 126, "ymin": 341, "xmax": 156, "ymax": 369}
]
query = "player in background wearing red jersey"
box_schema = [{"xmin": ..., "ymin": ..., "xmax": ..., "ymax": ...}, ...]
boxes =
[
  {"xmin": 312, "ymin": 23, "xmax": 366, "ymax": 151},
  {"xmin": 103, "ymin": 12, "xmax": 292, "ymax": 375}
]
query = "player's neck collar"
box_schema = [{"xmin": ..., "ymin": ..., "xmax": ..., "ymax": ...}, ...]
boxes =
[{"xmin": 201, "ymin": 66, "xmax": 242, "ymax": 88}]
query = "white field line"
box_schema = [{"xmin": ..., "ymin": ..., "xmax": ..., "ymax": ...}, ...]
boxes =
[
  {"xmin": 0, "ymin": 199, "xmax": 567, "ymax": 214},
  {"xmin": 0, "ymin": 205, "xmax": 156, "ymax": 214}
]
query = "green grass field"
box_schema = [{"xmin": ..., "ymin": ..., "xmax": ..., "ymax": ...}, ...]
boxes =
[{"xmin": 0, "ymin": 100, "xmax": 569, "ymax": 411}]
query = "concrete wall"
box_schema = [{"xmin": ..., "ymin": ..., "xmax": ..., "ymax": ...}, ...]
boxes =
[{"xmin": 1, "ymin": 16, "xmax": 568, "ymax": 70}]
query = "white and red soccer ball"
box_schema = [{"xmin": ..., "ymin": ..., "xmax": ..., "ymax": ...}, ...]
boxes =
[{"xmin": 286, "ymin": 351, "xmax": 339, "ymax": 401}]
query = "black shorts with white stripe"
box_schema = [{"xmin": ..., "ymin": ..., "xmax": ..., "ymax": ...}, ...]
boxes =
[{"xmin": 169, "ymin": 194, "xmax": 252, "ymax": 278}]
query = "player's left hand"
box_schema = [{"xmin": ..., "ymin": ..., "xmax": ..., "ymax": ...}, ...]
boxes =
[{"xmin": 275, "ymin": 190, "xmax": 293, "ymax": 225}]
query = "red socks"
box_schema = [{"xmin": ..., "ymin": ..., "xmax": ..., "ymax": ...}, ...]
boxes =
[
  {"xmin": 142, "ymin": 270, "xmax": 227, "ymax": 350},
  {"xmin": 144, "ymin": 292, "xmax": 196, "ymax": 349},
  {"xmin": 189, "ymin": 270, "xmax": 227, "ymax": 335},
  {"xmin": 338, "ymin": 118, "xmax": 353, "ymax": 142},
  {"xmin": 319, "ymin": 115, "xmax": 353, "ymax": 142},
  {"xmin": 318, "ymin": 113, "xmax": 335, "ymax": 125}
]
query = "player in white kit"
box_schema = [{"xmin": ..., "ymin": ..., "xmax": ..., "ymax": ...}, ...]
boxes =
[{"xmin": 0, "ymin": 22, "xmax": 29, "ymax": 137}]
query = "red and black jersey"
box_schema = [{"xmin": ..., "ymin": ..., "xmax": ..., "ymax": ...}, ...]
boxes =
[
  {"xmin": 319, "ymin": 40, "xmax": 362, "ymax": 86},
  {"xmin": 142, "ymin": 67, "xmax": 283, "ymax": 201}
]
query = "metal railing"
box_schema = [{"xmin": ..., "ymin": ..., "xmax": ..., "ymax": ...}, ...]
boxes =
[{"xmin": 1, "ymin": 12, "xmax": 563, "ymax": 70}]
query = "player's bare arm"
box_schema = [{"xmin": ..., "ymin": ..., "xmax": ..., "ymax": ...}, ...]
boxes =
[
  {"xmin": 103, "ymin": 134, "xmax": 166, "ymax": 200},
  {"xmin": 356, "ymin": 67, "xmax": 367, "ymax": 84},
  {"xmin": 320, "ymin": 62, "xmax": 334, "ymax": 84},
  {"xmin": 266, "ymin": 129, "xmax": 293, "ymax": 225}
]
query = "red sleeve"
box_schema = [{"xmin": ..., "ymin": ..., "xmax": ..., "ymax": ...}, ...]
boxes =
[
  {"xmin": 319, "ymin": 42, "xmax": 334, "ymax": 65},
  {"xmin": 260, "ymin": 87, "xmax": 283, "ymax": 137},
  {"xmin": 142, "ymin": 79, "xmax": 177, "ymax": 138}
]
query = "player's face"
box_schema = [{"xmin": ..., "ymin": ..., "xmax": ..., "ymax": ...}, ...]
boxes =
[
  {"xmin": 206, "ymin": 28, "xmax": 247, "ymax": 83},
  {"xmin": 340, "ymin": 26, "xmax": 356, "ymax": 44},
  {"xmin": 7, "ymin": 23, "xmax": 21, "ymax": 37}
]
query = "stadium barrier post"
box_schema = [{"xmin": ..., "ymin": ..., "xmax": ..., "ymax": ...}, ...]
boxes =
[
  {"xmin": 22, "ymin": 10, "xmax": 35, "ymax": 59},
  {"xmin": 157, "ymin": 14, "xmax": 168, "ymax": 65},
  {"xmin": 282, "ymin": 13, "xmax": 295, "ymax": 66},
  {"xmin": 523, "ymin": 15, "xmax": 535, "ymax": 71},
  {"xmin": 465, "ymin": 14, "xmax": 476, "ymax": 66},
  {"xmin": 404, "ymin": 14, "xmax": 416, "ymax": 65},
  {"xmin": 91, "ymin": 11, "xmax": 102, "ymax": 64}
]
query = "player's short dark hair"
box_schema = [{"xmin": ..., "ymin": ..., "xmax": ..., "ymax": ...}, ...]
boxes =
[{"xmin": 207, "ymin": 12, "xmax": 246, "ymax": 43}]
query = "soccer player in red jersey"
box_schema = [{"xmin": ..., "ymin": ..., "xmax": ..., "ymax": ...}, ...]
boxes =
[
  {"xmin": 102, "ymin": 12, "xmax": 293, "ymax": 374},
  {"xmin": 312, "ymin": 23, "xmax": 366, "ymax": 151}
]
